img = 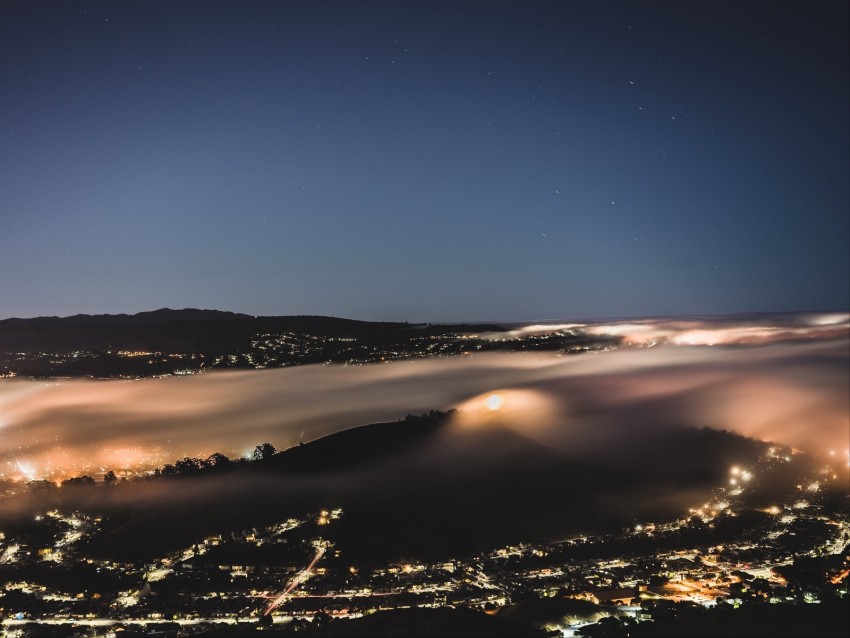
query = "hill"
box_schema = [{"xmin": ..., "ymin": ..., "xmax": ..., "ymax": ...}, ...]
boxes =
[
  {"xmin": 259, "ymin": 411, "xmax": 452, "ymax": 473},
  {"xmin": 0, "ymin": 309, "xmax": 551, "ymax": 377},
  {"xmin": 4, "ymin": 411, "xmax": 774, "ymax": 565},
  {"xmin": 0, "ymin": 308, "xmax": 411, "ymax": 353}
]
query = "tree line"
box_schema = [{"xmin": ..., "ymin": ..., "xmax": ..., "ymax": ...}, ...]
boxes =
[{"xmin": 26, "ymin": 443, "xmax": 277, "ymax": 492}]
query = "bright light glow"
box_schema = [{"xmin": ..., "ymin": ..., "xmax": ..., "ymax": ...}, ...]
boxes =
[
  {"xmin": 15, "ymin": 460, "xmax": 36, "ymax": 481},
  {"xmin": 453, "ymin": 389, "xmax": 558, "ymax": 442},
  {"xmin": 585, "ymin": 312, "xmax": 850, "ymax": 346},
  {"xmin": 485, "ymin": 394, "xmax": 503, "ymax": 411}
]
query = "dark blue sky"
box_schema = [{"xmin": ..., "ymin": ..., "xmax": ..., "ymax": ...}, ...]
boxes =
[{"xmin": 2, "ymin": 1, "xmax": 847, "ymax": 322}]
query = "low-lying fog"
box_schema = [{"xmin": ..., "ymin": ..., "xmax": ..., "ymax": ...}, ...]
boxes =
[{"xmin": 1, "ymin": 315, "xmax": 848, "ymax": 480}]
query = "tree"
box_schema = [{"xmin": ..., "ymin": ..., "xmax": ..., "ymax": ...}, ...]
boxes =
[
  {"xmin": 62, "ymin": 475, "xmax": 95, "ymax": 488},
  {"xmin": 160, "ymin": 463, "xmax": 178, "ymax": 477},
  {"xmin": 175, "ymin": 457, "xmax": 205, "ymax": 474},
  {"xmin": 103, "ymin": 470, "xmax": 117, "ymax": 486},
  {"xmin": 206, "ymin": 452, "xmax": 231, "ymax": 469},
  {"xmin": 251, "ymin": 443, "xmax": 276, "ymax": 461},
  {"xmin": 27, "ymin": 480, "xmax": 57, "ymax": 492}
]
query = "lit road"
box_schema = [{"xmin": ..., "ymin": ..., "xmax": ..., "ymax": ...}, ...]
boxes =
[{"xmin": 264, "ymin": 543, "xmax": 326, "ymax": 615}]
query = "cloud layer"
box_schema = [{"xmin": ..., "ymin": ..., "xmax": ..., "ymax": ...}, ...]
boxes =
[{"xmin": 1, "ymin": 317, "xmax": 847, "ymax": 480}]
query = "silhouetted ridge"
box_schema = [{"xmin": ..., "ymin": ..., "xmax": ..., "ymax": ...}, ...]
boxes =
[
  {"xmin": 0, "ymin": 309, "xmax": 511, "ymax": 355},
  {"xmin": 260, "ymin": 411, "xmax": 453, "ymax": 473},
  {"xmin": 5, "ymin": 308, "xmax": 251, "ymax": 324}
]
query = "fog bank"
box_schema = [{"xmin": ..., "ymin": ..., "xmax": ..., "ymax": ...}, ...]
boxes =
[{"xmin": 1, "ymin": 335, "xmax": 847, "ymax": 479}]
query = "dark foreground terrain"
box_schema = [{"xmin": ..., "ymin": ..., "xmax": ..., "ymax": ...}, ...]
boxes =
[
  {"xmin": 2, "ymin": 411, "xmax": 847, "ymax": 637},
  {"xmin": 3, "ymin": 411, "xmax": 773, "ymax": 564}
]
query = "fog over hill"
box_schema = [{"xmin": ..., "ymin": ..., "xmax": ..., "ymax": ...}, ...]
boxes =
[
  {"xmin": 0, "ymin": 311, "xmax": 846, "ymax": 571},
  {"xmin": 0, "ymin": 314, "xmax": 847, "ymax": 480},
  {"xmin": 0, "ymin": 411, "xmax": 772, "ymax": 563}
]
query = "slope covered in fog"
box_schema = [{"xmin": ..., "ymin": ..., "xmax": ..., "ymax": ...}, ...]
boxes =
[
  {"xmin": 2, "ymin": 331, "xmax": 846, "ymax": 482},
  {"xmin": 0, "ymin": 411, "xmax": 776, "ymax": 564}
]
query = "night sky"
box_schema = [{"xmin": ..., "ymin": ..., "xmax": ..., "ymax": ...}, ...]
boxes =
[{"xmin": 2, "ymin": 1, "xmax": 847, "ymax": 322}]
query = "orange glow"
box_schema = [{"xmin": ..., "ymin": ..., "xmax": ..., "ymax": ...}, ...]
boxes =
[{"xmin": 1, "ymin": 332, "xmax": 847, "ymax": 476}]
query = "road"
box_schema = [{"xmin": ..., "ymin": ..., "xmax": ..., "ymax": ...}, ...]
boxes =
[{"xmin": 264, "ymin": 544, "xmax": 327, "ymax": 615}]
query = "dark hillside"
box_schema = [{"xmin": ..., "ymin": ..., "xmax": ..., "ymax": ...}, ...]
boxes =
[
  {"xmin": 259, "ymin": 411, "xmax": 453, "ymax": 473},
  {"xmin": 0, "ymin": 309, "xmax": 410, "ymax": 353},
  {"xmin": 13, "ymin": 412, "xmax": 775, "ymax": 565}
]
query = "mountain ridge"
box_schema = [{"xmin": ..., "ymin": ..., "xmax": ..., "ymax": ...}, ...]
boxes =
[
  {"xmin": 0, "ymin": 307, "xmax": 399, "ymax": 326},
  {"xmin": 0, "ymin": 309, "xmax": 524, "ymax": 377}
]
